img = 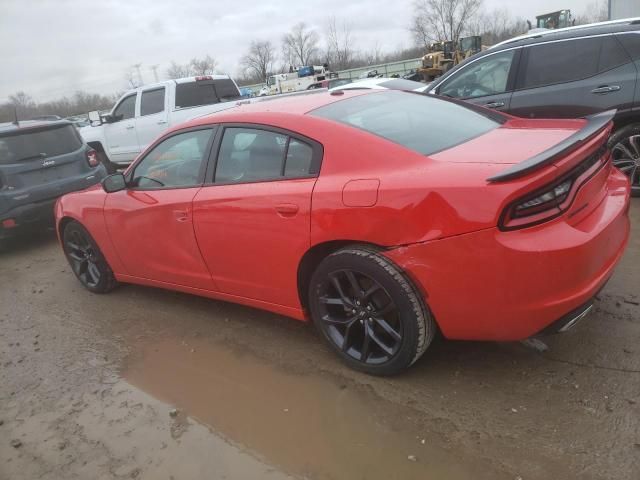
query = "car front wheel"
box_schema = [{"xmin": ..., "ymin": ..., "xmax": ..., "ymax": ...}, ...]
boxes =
[
  {"xmin": 308, "ymin": 246, "xmax": 436, "ymax": 376},
  {"xmin": 63, "ymin": 221, "xmax": 118, "ymax": 293},
  {"xmin": 609, "ymin": 124, "xmax": 640, "ymax": 197}
]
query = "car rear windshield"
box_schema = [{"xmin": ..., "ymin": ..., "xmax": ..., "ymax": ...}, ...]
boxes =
[
  {"xmin": 0, "ymin": 124, "xmax": 82, "ymax": 165},
  {"xmin": 175, "ymin": 79, "xmax": 241, "ymax": 109},
  {"xmin": 310, "ymin": 91, "xmax": 503, "ymax": 155}
]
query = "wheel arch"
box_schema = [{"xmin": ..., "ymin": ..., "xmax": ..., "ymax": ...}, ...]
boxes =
[
  {"xmin": 610, "ymin": 116, "xmax": 640, "ymax": 134},
  {"xmin": 57, "ymin": 215, "xmax": 81, "ymax": 244},
  {"xmin": 86, "ymin": 141, "xmax": 106, "ymax": 155},
  {"xmin": 297, "ymin": 240, "xmax": 386, "ymax": 314}
]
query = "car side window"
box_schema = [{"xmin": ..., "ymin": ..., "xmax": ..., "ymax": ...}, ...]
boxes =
[
  {"xmin": 439, "ymin": 49, "xmax": 516, "ymax": 99},
  {"xmin": 113, "ymin": 94, "xmax": 136, "ymax": 121},
  {"xmin": 616, "ymin": 32, "xmax": 640, "ymax": 60},
  {"xmin": 215, "ymin": 128, "xmax": 316, "ymax": 184},
  {"xmin": 285, "ymin": 139, "xmax": 314, "ymax": 177},
  {"xmin": 140, "ymin": 88, "xmax": 165, "ymax": 116},
  {"xmin": 519, "ymin": 38, "xmax": 601, "ymax": 89},
  {"xmin": 132, "ymin": 129, "xmax": 213, "ymax": 189},
  {"xmin": 598, "ymin": 35, "xmax": 631, "ymax": 72}
]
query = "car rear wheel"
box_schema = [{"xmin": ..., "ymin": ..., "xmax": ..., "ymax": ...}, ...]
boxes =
[
  {"xmin": 308, "ymin": 246, "xmax": 435, "ymax": 376},
  {"xmin": 609, "ymin": 124, "xmax": 640, "ymax": 197},
  {"xmin": 63, "ymin": 221, "xmax": 117, "ymax": 293}
]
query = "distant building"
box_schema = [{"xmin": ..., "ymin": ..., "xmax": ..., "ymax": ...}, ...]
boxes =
[{"xmin": 609, "ymin": 0, "xmax": 640, "ymax": 19}]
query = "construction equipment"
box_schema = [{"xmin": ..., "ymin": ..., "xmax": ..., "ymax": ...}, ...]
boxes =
[
  {"xmin": 418, "ymin": 36, "xmax": 482, "ymax": 82},
  {"xmin": 533, "ymin": 10, "xmax": 574, "ymax": 30}
]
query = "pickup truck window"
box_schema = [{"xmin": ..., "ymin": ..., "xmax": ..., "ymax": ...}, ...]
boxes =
[
  {"xmin": 113, "ymin": 94, "xmax": 136, "ymax": 121},
  {"xmin": 140, "ymin": 88, "xmax": 165, "ymax": 116},
  {"xmin": 175, "ymin": 79, "xmax": 240, "ymax": 109}
]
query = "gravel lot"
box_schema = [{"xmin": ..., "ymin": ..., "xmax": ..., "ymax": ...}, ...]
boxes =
[{"xmin": 1, "ymin": 199, "xmax": 639, "ymax": 480}]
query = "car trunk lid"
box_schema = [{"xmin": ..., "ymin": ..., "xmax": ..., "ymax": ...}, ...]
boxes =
[{"xmin": 429, "ymin": 116, "xmax": 592, "ymax": 166}]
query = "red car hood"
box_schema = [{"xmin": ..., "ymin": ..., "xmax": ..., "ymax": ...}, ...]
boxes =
[{"xmin": 431, "ymin": 117, "xmax": 586, "ymax": 165}]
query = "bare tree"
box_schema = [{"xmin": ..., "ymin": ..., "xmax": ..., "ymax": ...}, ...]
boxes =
[
  {"xmin": 282, "ymin": 22, "xmax": 319, "ymax": 67},
  {"xmin": 325, "ymin": 17, "xmax": 355, "ymax": 70},
  {"xmin": 0, "ymin": 90, "xmax": 116, "ymax": 122},
  {"xmin": 166, "ymin": 61, "xmax": 191, "ymax": 79},
  {"xmin": 410, "ymin": 0, "xmax": 483, "ymax": 47},
  {"xmin": 124, "ymin": 68, "xmax": 140, "ymax": 89},
  {"xmin": 364, "ymin": 41, "xmax": 384, "ymax": 66},
  {"xmin": 189, "ymin": 55, "xmax": 217, "ymax": 75},
  {"xmin": 467, "ymin": 8, "xmax": 528, "ymax": 46},
  {"xmin": 8, "ymin": 91, "xmax": 35, "ymax": 110},
  {"xmin": 166, "ymin": 55, "xmax": 217, "ymax": 79},
  {"xmin": 575, "ymin": 0, "xmax": 608, "ymax": 25},
  {"xmin": 240, "ymin": 40, "xmax": 276, "ymax": 82}
]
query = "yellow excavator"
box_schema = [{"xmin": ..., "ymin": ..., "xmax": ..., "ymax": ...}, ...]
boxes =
[{"xmin": 418, "ymin": 36, "xmax": 482, "ymax": 82}]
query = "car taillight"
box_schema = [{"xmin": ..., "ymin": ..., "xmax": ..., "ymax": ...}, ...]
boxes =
[
  {"xmin": 86, "ymin": 149, "xmax": 100, "ymax": 167},
  {"xmin": 512, "ymin": 178, "xmax": 573, "ymax": 218},
  {"xmin": 500, "ymin": 145, "xmax": 608, "ymax": 230}
]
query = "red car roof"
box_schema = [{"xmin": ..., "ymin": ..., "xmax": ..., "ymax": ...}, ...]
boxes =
[{"xmin": 183, "ymin": 89, "xmax": 374, "ymax": 129}]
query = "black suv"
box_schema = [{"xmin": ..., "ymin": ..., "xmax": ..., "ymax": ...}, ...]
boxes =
[
  {"xmin": 0, "ymin": 120, "xmax": 107, "ymax": 241},
  {"xmin": 426, "ymin": 18, "xmax": 640, "ymax": 195}
]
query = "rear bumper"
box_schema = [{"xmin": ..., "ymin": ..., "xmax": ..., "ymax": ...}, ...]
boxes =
[
  {"xmin": 0, "ymin": 198, "xmax": 57, "ymax": 238},
  {"xmin": 0, "ymin": 169, "xmax": 105, "ymax": 239},
  {"xmin": 385, "ymin": 168, "xmax": 631, "ymax": 341}
]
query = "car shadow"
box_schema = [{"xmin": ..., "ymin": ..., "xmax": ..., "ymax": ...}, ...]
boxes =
[{"xmin": 0, "ymin": 227, "xmax": 58, "ymax": 256}]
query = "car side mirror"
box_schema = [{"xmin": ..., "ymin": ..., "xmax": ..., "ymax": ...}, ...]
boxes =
[
  {"xmin": 102, "ymin": 173, "xmax": 127, "ymax": 193},
  {"xmin": 88, "ymin": 110, "xmax": 102, "ymax": 125}
]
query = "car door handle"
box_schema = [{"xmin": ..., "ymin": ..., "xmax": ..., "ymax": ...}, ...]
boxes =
[
  {"xmin": 275, "ymin": 203, "xmax": 299, "ymax": 216},
  {"xmin": 173, "ymin": 209, "xmax": 190, "ymax": 222},
  {"xmin": 591, "ymin": 85, "xmax": 621, "ymax": 94},
  {"xmin": 484, "ymin": 101, "xmax": 505, "ymax": 109},
  {"xmin": 125, "ymin": 125, "xmax": 135, "ymax": 129},
  {"xmin": 157, "ymin": 120, "xmax": 167, "ymax": 125}
]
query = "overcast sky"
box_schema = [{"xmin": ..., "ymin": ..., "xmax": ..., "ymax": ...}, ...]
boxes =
[{"xmin": 0, "ymin": 0, "xmax": 602, "ymax": 103}]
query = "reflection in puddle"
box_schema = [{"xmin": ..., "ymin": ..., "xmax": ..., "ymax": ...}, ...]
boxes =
[{"xmin": 124, "ymin": 337, "xmax": 503, "ymax": 480}]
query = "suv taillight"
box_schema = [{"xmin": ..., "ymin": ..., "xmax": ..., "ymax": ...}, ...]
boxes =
[{"xmin": 86, "ymin": 149, "xmax": 100, "ymax": 167}]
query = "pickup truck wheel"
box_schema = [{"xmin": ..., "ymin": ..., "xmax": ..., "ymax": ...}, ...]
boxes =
[{"xmin": 609, "ymin": 124, "xmax": 640, "ymax": 197}]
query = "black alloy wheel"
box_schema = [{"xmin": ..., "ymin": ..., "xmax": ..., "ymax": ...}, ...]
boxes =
[
  {"xmin": 317, "ymin": 269, "xmax": 403, "ymax": 365},
  {"xmin": 309, "ymin": 246, "xmax": 435, "ymax": 376},
  {"xmin": 63, "ymin": 222, "xmax": 117, "ymax": 293}
]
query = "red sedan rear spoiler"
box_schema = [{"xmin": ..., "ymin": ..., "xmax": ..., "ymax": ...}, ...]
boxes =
[{"xmin": 487, "ymin": 109, "xmax": 616, "ymax": 183}]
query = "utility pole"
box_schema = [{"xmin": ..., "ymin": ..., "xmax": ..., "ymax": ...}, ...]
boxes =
[
  {"xmin": 150, "ymin": 64, "xmax": 160, "ymax": 83},
  {"xmin": 133, "ymin": 63, "xmax": 143, "ymax": 86}
]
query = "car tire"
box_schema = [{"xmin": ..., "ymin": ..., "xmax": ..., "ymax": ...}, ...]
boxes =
[
  {"xmin": 608, "ymin": 124, "xmax": 640, "ymax": 197},
  {"xmin": 62, "ymin": 221, "xmax": 118, "ymax": 294},
  {"xmin": 308, "ymin": 246, "xmax": 436, "ymax": 376}
]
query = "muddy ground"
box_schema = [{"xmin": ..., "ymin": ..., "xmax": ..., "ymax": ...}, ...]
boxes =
[{"xmin": 1, "ymin": 200, "xmax": 639, "ymax": 480}]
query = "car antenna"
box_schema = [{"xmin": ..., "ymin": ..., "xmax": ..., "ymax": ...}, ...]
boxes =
[{"xmin": 12, "ymin": 107, "xmax": 19, "ymax": 126}]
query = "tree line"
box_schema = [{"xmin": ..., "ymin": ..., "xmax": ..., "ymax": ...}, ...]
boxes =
[{"xmin": 0, "ymin": 0, "xmax": 608, "ymax": 122}]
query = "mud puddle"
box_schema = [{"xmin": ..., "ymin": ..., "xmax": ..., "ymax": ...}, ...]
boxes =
[{"xmin": 123, "ymin": 336, "xmax": 508, "ymax": 480}]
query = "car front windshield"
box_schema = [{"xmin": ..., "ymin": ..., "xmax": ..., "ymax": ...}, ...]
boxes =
[{"xmin": 310, "ymin": 90, "xmax": 503, "ymax": 155}]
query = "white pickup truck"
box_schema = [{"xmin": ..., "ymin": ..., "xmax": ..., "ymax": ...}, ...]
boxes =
[{"xmin": 81, "ymin": 75, "xmax": 242, "ymax": 170}]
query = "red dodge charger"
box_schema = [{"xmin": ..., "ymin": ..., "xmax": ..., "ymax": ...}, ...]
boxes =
[{"xmin": 55, "ymin": 90, "xmax": 631, "ymax": 375}]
